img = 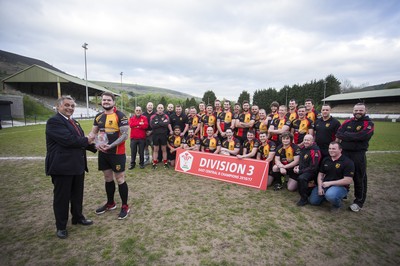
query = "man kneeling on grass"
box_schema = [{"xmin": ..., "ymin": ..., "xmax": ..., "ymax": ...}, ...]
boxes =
[
  {"xmin": 167, "ymin": 126, "xmax": 183, "ymax": 167},
  {"xmin": 309, "ymin": 141, "xmax": 354, "ymax": 212},
  {"xmin": 271, "ymin": 132, "xmax": 300, "ymax": 191}
]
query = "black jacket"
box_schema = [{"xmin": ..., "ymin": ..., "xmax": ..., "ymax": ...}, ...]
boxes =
[
  {"xmin": 45, "ymin": 113, "xmax": 95, "ymax": 176},
  {"xmin": 336, "ymin": 116, "xmax": 374, "ymax": 151}
]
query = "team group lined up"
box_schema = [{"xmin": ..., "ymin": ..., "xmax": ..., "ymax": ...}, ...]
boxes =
[
  {"xmin": 46, "ymin": 92, "xmax": 374, "ymax": 239},
  {"xmin": 130, "ymin": 97, "xmax": 374, "ymax": 212}
]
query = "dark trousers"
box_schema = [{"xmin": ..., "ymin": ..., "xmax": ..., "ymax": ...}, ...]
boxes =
[
  {"xmin": 271, "ymin": 168, "xmax": 298, "ymax": 184},
  {"xmin": 130, "ymin": 138, "xmax": 145, "ymax": 166},
  {"xmin": 298, "ymin": 172, "xmax": 316, "ymax": 200},
  {"xmin": 343, "ymin": 150, "xmax": 368, "ymax": 207},
  {"xmin": 52, "ymin": 174, "xmax": 85, "ymax": 230}
]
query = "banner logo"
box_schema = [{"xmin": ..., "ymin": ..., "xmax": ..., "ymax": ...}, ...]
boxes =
[{"xmin": 179, "ymin": 151, "xmax": 194, "ymax": 172}]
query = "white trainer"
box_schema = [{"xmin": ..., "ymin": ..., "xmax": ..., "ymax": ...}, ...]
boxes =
[{"xmin": 349, "ymin": 203, "xmax": 361, "ymax": 212}]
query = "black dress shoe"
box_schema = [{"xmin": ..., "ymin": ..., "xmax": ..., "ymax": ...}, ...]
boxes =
[
  {"xmin": 128, "ymin": 164, "xmax": 136, "ymax": 170},
  {"xmin": 72, "ymin": 219, "xmax": 93, "ymax": 225},
  {"xmin": 56, "ymin": 229, "xmax": 68, "ymax": 239}
]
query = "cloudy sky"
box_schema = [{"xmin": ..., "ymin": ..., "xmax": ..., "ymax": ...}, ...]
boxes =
[{"xmin": 1, "ymin": 0, "xmax": 399, "ymax": 100}]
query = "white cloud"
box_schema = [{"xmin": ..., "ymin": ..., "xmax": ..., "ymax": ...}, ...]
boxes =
[{"xmin": 1, "ymin": 0, "xmax": 399, "ymax": 101}]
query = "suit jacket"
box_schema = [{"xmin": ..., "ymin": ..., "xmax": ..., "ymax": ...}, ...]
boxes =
[{"xmin": 45, "ymin": 113, "xmax": 95, "ymax": 176}]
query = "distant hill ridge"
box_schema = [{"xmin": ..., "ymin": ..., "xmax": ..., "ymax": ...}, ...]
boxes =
[
  {"xmin": 0, "ymin": 50, "xmax": 64, "ymax": 79},
  {"xmin": 0, "ymin": 49, "xmax": 198, "ymax": 100}
]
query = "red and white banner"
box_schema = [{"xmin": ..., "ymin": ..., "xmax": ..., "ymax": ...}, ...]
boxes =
[{"xmin": 175, "ymin": 149, "xmax": 269, "ymax": 190}]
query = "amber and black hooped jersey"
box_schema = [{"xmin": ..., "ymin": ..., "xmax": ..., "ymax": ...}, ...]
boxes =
[
  {"xmin": 182, "ymin": 136, "xmax": 200, "ymax": 148},
  {"xmin": 235, "ymin": 111, "xmax": 256, "ymax": 138},
  {"xmin": 268, "ymin": 112, "xmax": 279, "ymax": 120},
  {"xmin": 258, "ymin": 140, "xmax": 277, "ymax": 160},
  {"xmin": 306, "ymin": 109, "xmax": 319, "ymax": 123},
  {"xmin": 201, "ymin": 114, "xmax": 217, "ymax": 137},
  {"xmin": 269, "ymin": 117, "xmax": 291, "ymax": 142},
  {"xmin": 188, "ymin": 114, "xmax": 201, "ymax": 130},
  {"xmin": 286, "ymin": 110, "xmax": 298, "ymax": 122},
  {"xmin": 291, "ymin": 117, "xmax": 314, "ymax": 144},
  {"xmin": 243, "ymin": 139, "xmax": 261, "ymax": 158},
  {"xmin": 254, "ymin": 119, "xmax": 269, "ymax": 139},
  {"xmin": 201, "ymin": 137, "xmax": 221, "ymax": 153},
  {"xmin": 275, "ymin": 143, "xmax": 301, "ymax": 165},
  {"xmin": 168, "ymin": 135, "xmax": 182, "ymax": 149},
  {"xmin": 94, "ymin": 110, "xmax": 129, "ymax": 155},
  {"xmin": 221, "ymin": 137, "xmax": 241, "ymax": 152},
  {"xmin": 217, "ymin": 111, "xmax": 233, "ymax": 133}
]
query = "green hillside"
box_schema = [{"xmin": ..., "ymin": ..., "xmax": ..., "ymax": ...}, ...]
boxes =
[
  {"xmin": 92, "ymin": 80, "xmax": 200, "ymax": 100},
  {"xmin": 0, "ymin": 50, "xmax": 199, "ymax": 100}
]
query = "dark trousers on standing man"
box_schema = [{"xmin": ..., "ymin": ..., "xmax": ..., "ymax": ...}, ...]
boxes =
[
  {"xmin": 52, "ymin": 174, "xmax": 85, "ymax": 230},
  {"xmin": 130, "ymin": 138, "xmax": 145, "ymax": 167},
  {"xmin": 343, "ymin": 150, "xmax": 368, "ymax": 207}
]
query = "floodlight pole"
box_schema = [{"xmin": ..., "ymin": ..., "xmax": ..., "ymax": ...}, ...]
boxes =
[
  {"xmin": 323, "ymin": 80, "xmax": 327, "ymax": 104},
  {"xmin": 285, "ymin": 87, "xmax": 288, "ymax": 106},
  {"xmin": 82, "ymin": 43, "xmax": 89, "ymax": 117},
  {"xmin": 120, "ymin": 72, "xmax": 123, "ymax": 112}
]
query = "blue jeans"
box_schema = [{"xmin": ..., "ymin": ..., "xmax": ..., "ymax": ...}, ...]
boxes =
[{"xmin": 309, "ymin": 186, "xmax": 348, "ymax": 208}]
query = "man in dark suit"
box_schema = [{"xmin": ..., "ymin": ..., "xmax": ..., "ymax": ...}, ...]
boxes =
[{"xmin": 45, "ymin": 95, "xmax": 96, "ymax": 239}]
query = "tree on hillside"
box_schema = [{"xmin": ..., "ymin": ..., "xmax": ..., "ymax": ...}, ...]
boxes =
[
  {"xmin": 189, "ymin": 97, "xmax": 197, "ymax": 108},
  {"xmin": 237, "ymin": 90, "xmax": 250, "ymax": 105},
  {"xmin": 252, "ymin": 88, "xmax": 279, "ymax": 110},
  {"xmin": 325, "ymin": 74, "xmax": 341, "ymax": 96},
  {"xmin": 159, "ymin": 96, "xmax": 167, "ymax": 107},
  {"xmin": 202, "ymin": 90, "xmax": 216, "ymax": 105}
]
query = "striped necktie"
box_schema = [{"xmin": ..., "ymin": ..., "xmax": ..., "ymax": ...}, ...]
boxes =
[{"xmin": 69, "ymin": 119, "xmax": 82, "ymax": 136}]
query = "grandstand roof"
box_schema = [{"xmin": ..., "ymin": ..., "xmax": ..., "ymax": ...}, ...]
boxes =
[
  {"xmin": 2, "ymin": 64, "xmax": 119, "ymax": 96},
  {"xmin": 324, "ymin": 88, "xmax": 400, "ymax": 102}
]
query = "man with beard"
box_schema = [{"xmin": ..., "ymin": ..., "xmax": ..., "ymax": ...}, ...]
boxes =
[
  {"xmin": 251, "ymin": 104, "xmax": 260, "ymax": 124},
  {"xmin": 187, "ymin": 106, "xmax": 201, "ymax": 137},
  {"xmin": 166, "ymin": 103, "xmax": 175, "ymax": 117},
  {"xmin": 167, "ymin": 126, "xmax": 183, "ymax": 167},
  {"xmin": 336, "ymin": 103, "xmax": 374, "ymax": 212},
  {"xmin": 268, "ymin": 101, "xmax": 279, "ymax": 120},
  {"xmin": 315, "ymin": 104, "xmax": 341, "ymax": 158},
  {"xmin": 168, "ymin": 105, "xmax": 188, "ymax": 137},
  {"xmin": 217, "ymin": 100, "xmax": 233, "ymax": 140},
  {"xmin": 91, "ymin": 92, "xmax": 130, "ymax": 220},
  {"xmin": 287, "ymin": 99, "xmax": 299, "ymax": 122},
  {"xmin": 214, "ymin": 99, "xmax": 223, "ymax": 117},
  {"xmin": 182, "ymin": 128, "xmax": 200, "ymax": 151},
  {"xmin": 235, "ymin": 101, "xmax": 255, "ymax": 145},
  {"xmin": 200, "ymin": 104, "xmax": 217, "ymax": 138},
  {"xmin": 293, "ymin": 134, "xmax": 321, "ymax": 206}
]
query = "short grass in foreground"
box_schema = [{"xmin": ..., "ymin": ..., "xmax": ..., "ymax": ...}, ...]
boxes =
[{"xmin": 0, "ymin": 153, "xmax": 399, "ymax": 265}]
